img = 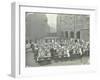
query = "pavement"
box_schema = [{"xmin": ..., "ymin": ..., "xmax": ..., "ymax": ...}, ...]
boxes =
[{"xmin": 25, "ymin": 49, "xmax": 89, "ymax": 67}]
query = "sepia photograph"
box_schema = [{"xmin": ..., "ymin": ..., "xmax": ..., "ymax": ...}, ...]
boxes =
[{"xmin": 25, "ymin": 12, "xmax": 90, "ymax": 67}]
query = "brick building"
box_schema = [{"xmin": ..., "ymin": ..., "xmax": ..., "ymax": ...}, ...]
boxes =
[
  {"xmin": 57, "ymin": 14, "xmax": 90, "ymax": 41},
  {"xmin": 26, "ymin": 13, "xmax": 50, "ymax": 41}
]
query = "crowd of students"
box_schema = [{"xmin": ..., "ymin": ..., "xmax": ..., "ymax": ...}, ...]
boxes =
[{"xmin": 26, "ymin": 38, "xmax": 89, "ymax": 65}]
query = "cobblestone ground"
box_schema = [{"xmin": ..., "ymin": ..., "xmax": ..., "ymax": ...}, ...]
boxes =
[{"xmin": 25, "ymin": 49, "xmax": 89, "ymax": 67}]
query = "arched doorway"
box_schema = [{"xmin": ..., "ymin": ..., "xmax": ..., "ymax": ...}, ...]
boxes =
[
  {"xmin": 70, "ymin": 31, "xmax": 74, "ymax": 38},
  {"xmin": 65, "ymin": 31, "xmax": 68, "ymax": 39},
  {"xmin": 76, "ymin": 31, "xmax": 80, "ymax": 39}
]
